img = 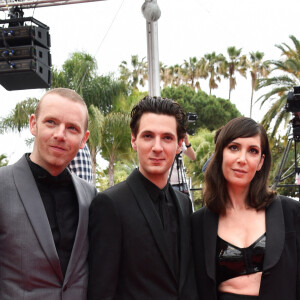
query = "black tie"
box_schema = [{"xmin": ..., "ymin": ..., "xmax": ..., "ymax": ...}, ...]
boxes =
[{"xmin": 158, "ymin": 191, "xmax": 169, "ymax": 230}]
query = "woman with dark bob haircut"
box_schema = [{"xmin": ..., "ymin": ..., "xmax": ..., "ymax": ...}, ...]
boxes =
[{"xmin": 192, "ymin": 117, "xmax": 300, "ymax": 300}]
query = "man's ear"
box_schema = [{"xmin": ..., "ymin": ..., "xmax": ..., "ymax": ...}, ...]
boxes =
[
  {"xmin": 80, "ymin": 131, "xmax": 90, "ymax": 149},
  {"xmin": 29, "ymin": 114, "xmax": 37, "ymax": 136},
  {"xmin": 131, "ymin": 133, "xmax": 137, "ymax": 151},
  {"xmin": 176, "ymin": 138, "xmax": 184, "ymax": 154}
]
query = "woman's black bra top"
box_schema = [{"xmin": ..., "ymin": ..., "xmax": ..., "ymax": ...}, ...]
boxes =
[{"xmin": 216, "ymin": 233, "xmax": 266, "ymax": 285}]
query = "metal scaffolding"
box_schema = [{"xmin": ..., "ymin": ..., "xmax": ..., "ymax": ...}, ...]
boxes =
[{"xmin": 0, "ymin": 0, "xmax": 104, "ymax": 10}]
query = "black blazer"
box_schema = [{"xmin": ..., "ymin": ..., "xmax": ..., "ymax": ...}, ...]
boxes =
[
  {"xmin": 88, "ymin": 169, "xmax": 198, "ymax": 300},
  {"xmin": 191, "ymin": 195, "xmax": 300, "ymax": 300}
]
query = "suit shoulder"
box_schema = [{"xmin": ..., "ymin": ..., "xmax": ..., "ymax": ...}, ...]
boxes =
[
  {"xmin": 173, "ymin": 189, "xmax": 193, "ymax": 214},
  {"xmin": 278, "ymin": 195, "xmax": 300, "ymax": 223},
  {"xmin": 0, "ymin": 164, "xmax": 12, "ymax": 175},
  {"xmin": 102, "ymin": 180, "xmax": 129, "ymax": 197},
  {"xmin": 91, "ymin": 180, "xmax": 129, "ymax": 205},
  {"xmin": 174, "ymin": 189, "xmax": 191, "ymax": 206},
  {"xmin": 192, "ymin": 206, "xmax": 209, "ymax": 221},
  {"xmin": 275, "ymin": 194, "xmax": 300, "ymax": 212}
]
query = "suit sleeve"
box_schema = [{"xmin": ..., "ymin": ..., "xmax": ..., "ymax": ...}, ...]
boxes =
[
  {"xmin": 191, "ymin": 209, "xmax": 214, "ymax": 300},
  {"xmin": 88, "ymin": 193, "xmax": 122, "ymax": 300},
  {"xmin": 296, "ymin": 205, "xmax": 300, "ymax": 299}
]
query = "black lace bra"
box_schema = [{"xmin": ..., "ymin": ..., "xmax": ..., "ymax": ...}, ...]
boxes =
[{"xmin": 216, "ymin": 233, "xmax": 266, "ymax": 285}]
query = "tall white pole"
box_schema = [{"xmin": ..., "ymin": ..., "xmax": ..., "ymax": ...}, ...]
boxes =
[{"xmin": 142, "ymin": 0, "xmax": 161, "ymax": 97}]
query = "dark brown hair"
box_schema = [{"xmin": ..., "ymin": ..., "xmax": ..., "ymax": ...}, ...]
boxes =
[
  {"xmin": 204, "ymin": 117, "xmax": 275, "ymax": 214},
  {"xmin": 130, "ymin": 96, "xmax": 187, "ymax": 140},
  {"xmin": 35, "ymin": 88, "xmax": 89, "ymax": 131}
]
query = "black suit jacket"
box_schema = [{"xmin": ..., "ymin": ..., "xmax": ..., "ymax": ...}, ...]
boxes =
[
  {"xmin": 88, "ymin": 169, "xmax": 198, "ymax": 300},
  {"xmin": 191, "ymin": 195, "xmax": 300, "ymax": 300}
]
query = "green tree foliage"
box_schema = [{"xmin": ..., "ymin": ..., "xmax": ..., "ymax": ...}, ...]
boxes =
[
  {"xmin": 52, "ymin": 52, "xmax": 97, "ymax": 92},
  {"xmin": 113, "ymin": 89, "xmax": 147, "ymax": 113},
  {"xmin": 119, "ymin": 55, "xmax": 148, "ymax": 91},
  {"xmin": 0, "ymin": 97, "xmax": 38, "ymax": 133},
  {"xmin": 185, "ymin": 128, "xmax": 215, "ymax": 182},
  {"xmin": 121, "ymin": 49, "xmax": 270, "ymax": 104},
  {"xmin": 247, "ymin": 51, "xmax": 270, "ymax": 118},
  {"xmin": 257, "ymin": 35, "xmax": 300, "ymax": 136},
  {"xmin": 88, "ymin": 105, "xmax": 104, "ymax": 181},
  {"xmin": 0, "ymin": 154, "xmax": 8, "ymax": 167},
  {"xmin": 161, "ymin": 63, "xmax": 182, "ymax": 88},
  {"xmin": 100, "ymin": 112, "xmax": 132, "ymax": 186},
  {"xmin": 183, "ymin": 129, "xmax": 216, "ymax": 209},
  {"xmin": 161, "ymin": 85, "xmax": 241, "ymax": 132},
  {"xmin": 203, "ymin": 52, "xmax": 226, "ymax": 95},
  {"xmin": 52, "ymin": 51, "xmax": 127, "ymax": 115},
  {"xmin": 225, "ymin": 46, "xmax": 247, "ymax": 100},
  {"xmin": 96, "ymin": 160, "xmax": 137, "ymax": 192},
  {"xmin": 180, "ymin": 57, "xmax": 202, "ymax": 90},
  {"xmin": 51, "ymin": 51, "xmax": 130, "ymax": 183}
]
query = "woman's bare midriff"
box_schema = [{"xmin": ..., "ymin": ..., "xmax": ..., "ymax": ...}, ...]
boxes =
[{"xmin": 218, "ymin": 272, "xmax": 262, "ymax": 296}]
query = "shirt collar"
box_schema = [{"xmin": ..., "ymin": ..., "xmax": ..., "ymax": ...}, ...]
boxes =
[
  {"xmin": 136, "ymin": 169, "xmax": 170, "ymax": 203},
  {"xmin": 25, "ymin": 153, "xmax": 72, "ymax": 184}
]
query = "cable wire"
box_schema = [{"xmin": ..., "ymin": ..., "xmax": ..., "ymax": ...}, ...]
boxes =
[{"xmin": 76, "ymin": 0, "xmax": 125, "ymax": 91}]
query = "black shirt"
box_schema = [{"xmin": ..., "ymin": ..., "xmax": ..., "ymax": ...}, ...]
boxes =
[
  {"xmin": 137, "ymin": 170, "xmax": 180, "ymax": 279},
  {"xmin": 26, "ymin": 154, "xmax": 79, "ymax": 278}
]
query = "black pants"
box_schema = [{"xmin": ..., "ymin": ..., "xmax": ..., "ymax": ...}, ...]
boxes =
[{"xmin": 218, "ymin": 292, "xmax": 258, "ymax": 300}]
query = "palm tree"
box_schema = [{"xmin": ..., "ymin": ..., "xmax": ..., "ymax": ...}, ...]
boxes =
[
  {"xmin": 180, "ymin": 57, "xmax": 201, "ymax": 90},
  {"xmin": 203, "ymin": 52, "xmax": 226, "ymax": 95},
  {"xmin": 55, "ymin": 52, "xmax": 98, "ymax": 94},
  {"xmin": 100, "ymin": 112, "xmax": 132, "ymax": 186},
  {"xmin": 0, "ymin": 52, "xmax": 128, "ymax": 183},
  {"xmin": 52, "ymin": 52, "xmax": 127, "ymax": 115},
  {"xmin": 160, "ymin": 62, "xmax": 171, "ymax": 88},
  {"xmin": 247, "ymin": 51, "xmax": 270, "ymax": 118},
  {"xmin": 257, "ymin": 35, "xmax": 300, "ymax": 136},
  {"xmin": 226, "ymin": 46, "xmax": 247, "ymax": 100},
  {"xmin": 119, "ymin": 55, "xmax": 148, "ymax": 90},
  {"xmin": 0, "ymin": 97, "xmax": 38, "ymax": 133},
  {"xmin": 168, "ymin": 64, "xmax": 182, "ymax": 87},
  {"xmin": 87, "ymin": 105, "xmax": 104, "ymax": 182}
]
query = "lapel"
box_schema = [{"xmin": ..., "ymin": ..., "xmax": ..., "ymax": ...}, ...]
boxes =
[
  {"xmin": 63, "ymin": 173, "xmax": 90, "ymax": 285},
  {"xmin": 201, "ymin": 196, "xmax": 285, "ymax": 282},
  {"xmin": 195, "ymin": 197, "xmax": 285, "ymax": 281},
  {"xmin": 170, "ymin": 188, "xmax": 190, "ymax": 291},
  {"xmin": 13, "ymin": 155, "xmax": 63, "ymax": 281},
  {"xmin": 263, "ymin": 196, "xmax": 285, "ymax": 271},
  {"xmin": 126, "ymin": 169, "xmax": 177, "ymax": 282},
  {"xmin": 203, "ymin": 207, "xmax": 218, "ymax": 282}
]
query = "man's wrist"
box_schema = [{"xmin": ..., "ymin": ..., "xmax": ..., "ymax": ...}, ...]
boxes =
[{"xmin": 186, "ymin": 143, "xmax": 192, "ymax": 148}]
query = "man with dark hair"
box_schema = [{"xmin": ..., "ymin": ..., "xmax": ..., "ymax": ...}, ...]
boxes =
[
  {"xmin": 88, "ymin": 96, "xmax": 198, "ymax": 300},
  {"xmin": 0, "ymin": 88, "xmax": 97, "ymax": 299}
]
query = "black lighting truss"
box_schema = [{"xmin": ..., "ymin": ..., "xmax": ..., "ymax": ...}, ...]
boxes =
[{"xmin": 0, "ymin": 0, "xmax": 104, "ymax": 11}]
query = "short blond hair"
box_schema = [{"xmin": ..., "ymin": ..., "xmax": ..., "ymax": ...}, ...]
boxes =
[{"xmin": 35, "ymin": 88, "xmax": 89, "ymax": 131}]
